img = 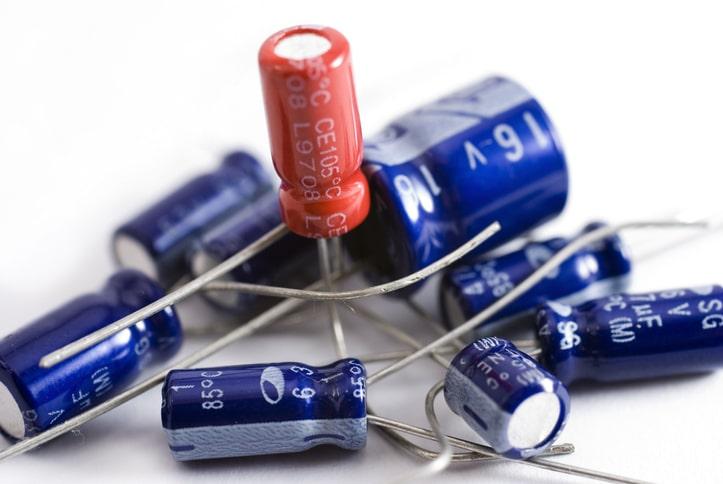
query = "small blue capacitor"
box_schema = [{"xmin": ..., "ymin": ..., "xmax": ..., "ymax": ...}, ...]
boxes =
[
  {"xmin": 345, "ymin": 76, "xmax": 568, "ymax": 292},
  {"xmin": 444, "ymin": 337, "xmax": 570, "ymax": 459},
  {"xmin": 536, "ymin": 285, "xmax": 723, "ymax": 385},
  {"xmin": 441, "ymin": 221, "xmax": 632, "ymax": 328},
  {"xmin": 162, "ymin": 359, "xmax": 367, "ymax": 461},
  {"xmin": 0, "ymin": 270, "xmax": 183, "ymax": 440},
  {"xmin": 189, "ymin": 191, "xmax": 318, "ymax": 311},
  {"xmin": 113, "ymin": 151, "xmax": 274, "ymax": 287}
]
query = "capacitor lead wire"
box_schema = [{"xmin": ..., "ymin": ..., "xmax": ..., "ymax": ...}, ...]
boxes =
[
  {"xmin": 39, "ymin": 221, "xmax": 502, "ymax": 369},
  {"xmin": 6, "ymin": 217, "xmax": 701, "ymax": 478},
  {"xmin": 366, "ymin": 219, "xmax": 707, "ymax": 386},
  {"xmin": 419, "ymin": 385, "xmax": 649, "ymax": 484},
  {"xmin": 318, "ymin": 238, "xmax": 347, "ymax": 357}
]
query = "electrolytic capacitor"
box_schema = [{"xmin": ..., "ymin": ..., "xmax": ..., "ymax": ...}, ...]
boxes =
[
  {"xmin": 0, "ymin": 270, "xmax": 183, "ymax": 440},
  {"xmin": 444, "ymin": 337, "xmax": 569, "ymax": 459},
  {"xmin": 113, "ymin": 151, "xmax": 273, "ymax": 287},
  {"xmin": 259, "ymin": 25, "xmax": 372, "ymax": 358},
  {"xmin": 346, "ymin": 76, "xmax": 568, "ymax": 291},
  {"xmin": 258, "ymin": 25, "xmax": 370, "ymax": 238},
  {"xmin": 190, "ymin": 191, "xmax": 319, "ymax": 311},
  {"xmin": 441, "ymin": 221, "xmax": 632, "ymax": 329},
  {"xmin": 536, "ymin": 285, "xmax": 723, "ymax": 385},
  {"xmin": 161, "ymin": 358, "xmax": 366, "ymax": 461}
]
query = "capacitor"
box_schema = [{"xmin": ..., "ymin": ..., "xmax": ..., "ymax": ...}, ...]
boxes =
[
  {"xmin": 536, "ymin": 285, "xmax": 723, "ymax": 385},
  {"xmin": 441, "ymin": 221, "xmax": 631, "ymax": 329},
  {"xmin": 190, "ymin": 191, "xmax": 318, "ymax": 311},
  {"xmin": 444, "ymin": 337, "xmax": 569, "ymax": 459},
  {"xmin": 113, "ymin": 151, "xmax": 273, "ymax": 287},
  {"xmin": 161, "ymin": 358, "xmax": 366, "ymax": 461},
  {"xmin": 0, "ymin": 270, "xmax": 183, "ymax": 440},
  {"xmin": 345, "ymin": 76, "xmax": 568, "ymax": 292},
  {"xmin": 258, "ymin": 25, "xmax": 370, "ymax": 238},
  {"xmin": 259, "ymin": 25, "xmax": 372, "ymax": 358}
]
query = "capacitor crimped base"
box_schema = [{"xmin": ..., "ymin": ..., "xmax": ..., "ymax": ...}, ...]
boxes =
[{"xmin": 279, "ymin": 170, "xmax": 370, "ymax": 238}]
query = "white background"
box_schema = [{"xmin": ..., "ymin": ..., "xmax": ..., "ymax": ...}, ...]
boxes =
[{"xmin": 1, "ymin": 1, "xmax": 722, "ymax": 483}]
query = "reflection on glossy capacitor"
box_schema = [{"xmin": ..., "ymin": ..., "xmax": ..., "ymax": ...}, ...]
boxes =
[
  {"xmin": 346, "ymin": 76, "xmax": 568, "ymax": 291},
  {"xmin": 441, "ymin": 221, "xmax": 631, "ymax": 328},
  {"xmin": 190, "ymin": 191, "xmax": 318, "ymax": 311},
  {"xmin": 113, "ymin": 151, "xmax": 273, "ymax": 287},
  {"xmin": 444, "ymin": 337, "xmax": 569, "ymax": 459},
  {"xmin": 161, "ymin": 359, "xmax": 366, "ymax": 461},
  {"xmin": 0, "ymin": 270, "xmax": 182, "ymax": 440},
  {"xmin": 258, "ymin": 25, "xmax": 370, "ymax": 238},
  {"xmin": 537, "ymin": 285, "xmax": 723, "ymax": 385}
]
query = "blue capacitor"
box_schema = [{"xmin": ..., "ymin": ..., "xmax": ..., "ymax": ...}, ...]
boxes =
[
  {"xmin": 113, "ymin": 151, "xmax": 274, "ymax": 287},
  {"xmin": 445, "ymin": 337, "xmax": 569, "ymax": 459},
  {"xmin": 441, "ymin": 221, "xmax": 632, "ymax": 329},
  {"xmin": 536, "ymin": 285, "xmax": 723, "ymax": 385},
  {"xmin": 345, "ymin": 76, "xmax": 568, "ymax": 292},
  {"xmin": 0, "ymin": 270, "xmax": 183, "ymax": 440},
  {"xmin": 161, "ymin": 359, "xmax": 367, "ymax": 461},
  {"xmin": 189, "ymin": 191, "xmax": 318, "ymax": 311}
]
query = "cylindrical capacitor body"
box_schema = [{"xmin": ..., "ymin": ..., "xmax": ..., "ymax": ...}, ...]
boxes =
[
  {"xmin": 190, "ymin": 191, "xmax": 318, "ymax": 311},
  {"xmin": 441, "ymin": 221, "xmax": 631, "ymax": 328},
  {"xmin": 0, "ymin": 270, "xmax": 183, "ymax": 440},
  {"xmin": 162, "ymin": 359, "xmax": 367, "ymax": 461},
  {"xmin": 258, "ymin": 25, "xmax": 370, "ymax": 238},
  {"xmin": 113, "ymin": 151, "xmax": 273, "ymax": 286},
  {"xmin": 537, "ymin": 285, "xmax": 723, "ymax": 384},
  {"xmin": 444, "ymin": 337, "xmax": 569, "ymax": 459},
  {"xmin": 346, "ymin": 76, "xmax": 568, "ymax": 292}
]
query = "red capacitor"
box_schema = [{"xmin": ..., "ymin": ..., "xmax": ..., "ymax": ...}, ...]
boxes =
[{"xmin": 258, "ymin": 25, "xmax": 370, "ymax": 239}]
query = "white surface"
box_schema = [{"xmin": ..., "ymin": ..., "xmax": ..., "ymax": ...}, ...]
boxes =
[
  {"xmin": 507, "ymin": 392, "xmax": 561, "ymax": 450},
  {"xmin": 1, "ymin": 1, "xmax": 723, "ymax": 483},
  {"xmin": 0, "ymin": 381, "xmax": 24, "ymax": 440},
  {"xmin": 113, "ymin": 233, "xmax": 159, "ymax": 280}
]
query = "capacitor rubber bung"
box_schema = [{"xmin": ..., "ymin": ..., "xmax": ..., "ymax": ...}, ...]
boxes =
[
  {"xmin": 0, "ymin": 384, "xmax": 24, "ymax": 440},
  {"xmin": 114, "ymin": 235, "xmax": 159, "ymax": 280},
  {"xmin": 190, "ymin": 250, "xmax": 238, "ymax": 309},
  {"xmin": 506, "ymin": 392, "xmax": 562, "ymax": 449}
]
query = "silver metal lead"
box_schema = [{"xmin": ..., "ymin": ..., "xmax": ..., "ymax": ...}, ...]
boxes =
[
  {"xmin": 418, "ymin": 380, "xmax": 452, "ymax": 479},
  {"xmin": 318, "ymin": 237, "xmax": 347, "ymax": 357},
  {"xmin": 203, "ymin": 221, "xmax": 501, "ymax": 301},
  {"xmin": 368, "ymin": 415, "xmax": 648, "ymax": 484},
  {"xmin": 372, "ymin": 416, "xmax": 573, "ymax": 462},
  {"xmin": 40, "ymin": 221, "xmax": 501, "ymax": 368},
  {"xmin": 366, "ymin": 219, "xmax": 705, "ymax": 386},
  {"xmin": 368, "ymin": 412, "xmax": 574, "ymax": 461},
  {"xmin": 39, "ymin": 223, "xmax": 289, "ymax": 368}
]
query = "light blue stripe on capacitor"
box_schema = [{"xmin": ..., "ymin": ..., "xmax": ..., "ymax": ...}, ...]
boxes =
[{"xmin": 165, "ymin": 417, "xmax": 367, "ymax": 461}]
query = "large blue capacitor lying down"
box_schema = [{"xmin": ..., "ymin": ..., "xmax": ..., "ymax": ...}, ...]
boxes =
[
  {"xmin": 0, "ymin": 270, "xmax": 182, "ymax": 440},
  {"xmin": 444, "ymin": 337, "xmax": 569, "ymax": 459},
  {"xmin": 536, "ymin": 285, "xmax": 723, "ymax": 384},
  {"xmin": 162, "ymin": 359, "xmax": 367, "ymax": 461},
  {"xmin": 346, "ymin": 76, "xmax": 568, "ymax": 291},
  {"xmin": 113, "ymin": 151, "xmax": 273, "ymax": 287},
  {"xmin": 441, "ymin": 222, "xmax": 632, "ymax": 328},
  {"xmin": 189, "ymin": 191, "xmax": 318, "ymax": 312}
]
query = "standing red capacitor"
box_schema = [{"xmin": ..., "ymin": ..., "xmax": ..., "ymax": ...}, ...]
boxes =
[{"xmin": 258, "ymin": 25, "xmax": 370, "ymax": 239}]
